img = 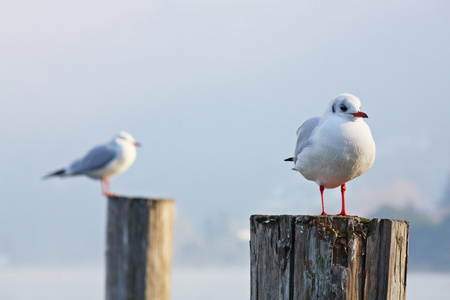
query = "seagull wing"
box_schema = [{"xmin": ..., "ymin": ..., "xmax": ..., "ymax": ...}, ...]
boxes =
[
  {"xmin": 69, "ymin": 144, "xmax": 116, "ymax": 175},
  {"xmin": 294, "ymin": 117, "xmax": 320, "ymax": 163}
]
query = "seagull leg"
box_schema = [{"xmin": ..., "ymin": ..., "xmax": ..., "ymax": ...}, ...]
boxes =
[
  {"xmin": 336, "ymin": 183, "xmax": 353, "ymax": 217},
  {"xmin": 101, "ymin": 179, "xmax": 107, "ymax": 196},
  {"xmin": 319, "ymin": 185, "xmax": 329, "ymax": 216},
  {"xmin": 101, "ymin": 178, "xmax": 114, "ymax": 197}
]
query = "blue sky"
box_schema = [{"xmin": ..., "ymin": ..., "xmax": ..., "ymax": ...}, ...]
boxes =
[{"xmin": 1, "ymin": 0, "xmax": 450, "ymax": 265}]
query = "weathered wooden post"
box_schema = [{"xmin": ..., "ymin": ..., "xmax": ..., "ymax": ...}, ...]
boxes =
[
  {"xmin": 106, "ymin": 196, "xmax": 176, "ymax": 300},
  {"xmin": 250, "ymin": 215, "xmax": 409, "ymax": 300}
]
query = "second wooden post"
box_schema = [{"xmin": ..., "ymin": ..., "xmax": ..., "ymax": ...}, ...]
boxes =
[
  {"xmin": 250, "ymin": 215, "xmax": 409, "ymax": 300},
  {"xmin": 106, "ymin": 196, "xmax": 176, "ymax": 300}
]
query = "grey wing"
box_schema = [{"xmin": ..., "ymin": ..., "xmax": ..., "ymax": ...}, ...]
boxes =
[
  {"xmin": 69, "ymin": 144, "xmax": 116, "ymax": 174},
  {"xmin": 294, "ymin": 117, "xmax": 320, "ymax": 163}
]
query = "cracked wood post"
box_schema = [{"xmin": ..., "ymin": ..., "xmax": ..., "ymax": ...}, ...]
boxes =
[
  {"xmin": 250, "ymin": 215, "xmax": 409, "ymax": 300},
  {"xmin": 106, "ymin": 196, "xmax": 176, "ymax": 300}
]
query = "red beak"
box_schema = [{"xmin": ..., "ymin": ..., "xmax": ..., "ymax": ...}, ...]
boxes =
[
  {"xmin": 134, "ymin": 142, "xmax": 141, "ymax": 147},
  {"xmin": 352, "ymin": 111, "xmax": 368, "ymax": 118}
]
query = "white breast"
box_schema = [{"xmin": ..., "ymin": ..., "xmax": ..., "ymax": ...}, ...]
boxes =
[
  {"xmin": 87, "ymin": 142, "xmax": 137, "ymax": 179},
  {"xmin": 295, "ymin": 118, "xmax": 375, "ymax": 188}
]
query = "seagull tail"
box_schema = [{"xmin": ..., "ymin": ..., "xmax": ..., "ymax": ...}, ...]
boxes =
[
  {"xmin": 42, "ymin": 169, "xmax": 66, "ymax": 180},
  {"xmin": 284, "ymin": 157, "xmax": 294, "ymax": 162}
]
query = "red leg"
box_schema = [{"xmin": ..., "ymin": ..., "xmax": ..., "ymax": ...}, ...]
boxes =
[
  {"xmin": 101, "ymin": 178, "xmax": 114, "ymax": 197},
  {"xmin": 101, "ymin": 178, "xmax": 107, "ymax": 195},
  {"xmin": 319, "ymin": 185, "xmax": 328, "ymax": 216},
  {"xmin": 336, "ymin": 183, "xmax": 352, "ymax": 216}
]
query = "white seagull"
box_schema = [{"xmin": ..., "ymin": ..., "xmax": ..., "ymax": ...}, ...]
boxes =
[
  {"xmin": 43, "ymin": 131, "xmax": 140, "ymax": 196},
  {"xmin": 285, "ymin": 94, "xmax": 375, "ymax": 216}
]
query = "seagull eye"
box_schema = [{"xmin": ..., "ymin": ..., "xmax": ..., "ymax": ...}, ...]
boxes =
[{"xmin": 340, "ymin": 105, "xmax": 347, "ymax": 112}]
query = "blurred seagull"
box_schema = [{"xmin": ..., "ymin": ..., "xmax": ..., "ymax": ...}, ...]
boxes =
[
  {"xmin": 43, "ymin": 131, "xmax": 140, "ymax": 196},
  {"xmin": 285, "ymin": 94, "xmax": 375, "ymax": 216}
]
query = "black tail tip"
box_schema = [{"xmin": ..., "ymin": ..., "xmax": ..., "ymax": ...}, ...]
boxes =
[
  {"xmin": 284, "ymin": 157, "xmax": 294, "ymax": 162},
  {"xmin": 42, "ymin": 169, "xmax": 66, "ymax": 179}
]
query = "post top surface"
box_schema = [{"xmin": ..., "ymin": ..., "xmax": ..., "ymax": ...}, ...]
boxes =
[
  {"xmin": 108, "ymin": 195, "xmax": 175, "ymax": 202},
  {"xmin": 250, "ymin": 214, "xmax": 408, "ymax": 224}
]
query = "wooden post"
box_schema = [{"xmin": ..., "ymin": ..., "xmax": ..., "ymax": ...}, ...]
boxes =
[
  {"xmin": 250, "ymin": 215, "xmax": 409, "ymax": 300},
  {"xmin": 106, "ymin": 196, "xmax": 176, "ymax": 300}
]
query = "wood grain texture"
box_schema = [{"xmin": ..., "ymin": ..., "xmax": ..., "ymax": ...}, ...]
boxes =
[
  {"xmin": 106, "ymin": 196, "xmax": 176, "ymax": 300},
  {"xmin": 250, "ymin": 215, "xmax": 409, "ymax": 300}
]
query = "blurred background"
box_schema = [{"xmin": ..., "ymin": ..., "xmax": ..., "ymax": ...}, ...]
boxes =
[{"xmin": 1, "ymin": 0, "xmax": 450, "ymax": 299}]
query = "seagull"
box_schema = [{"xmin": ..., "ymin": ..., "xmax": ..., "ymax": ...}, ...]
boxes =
[
  {"xmin": 285, "ymin": 94, "xmax": 375, "ymax": 216},
  {"xmin": 43, "ymin": 131, "xmax": 140, "ymax": 196}
]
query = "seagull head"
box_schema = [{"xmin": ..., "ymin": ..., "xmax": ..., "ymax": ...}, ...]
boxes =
[
  {"xmin": 328, "ymin": 93, "xmax": 368, "ymax": 120},
  {"xmin": 114, "ymin": 131, "xmax": 141, "ymax": 147}
]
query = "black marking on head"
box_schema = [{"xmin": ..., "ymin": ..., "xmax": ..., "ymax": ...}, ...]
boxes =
[{"xmin": 332, "ymin": 104, "xmax": 335, "ymax": 113}]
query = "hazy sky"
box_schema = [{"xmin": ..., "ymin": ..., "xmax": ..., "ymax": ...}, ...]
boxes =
[{"xmin": 1, "ymin": 0, "xmax": 450, "ymax": 265}]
